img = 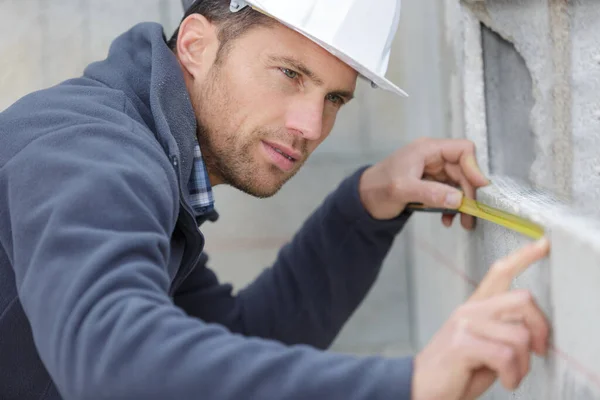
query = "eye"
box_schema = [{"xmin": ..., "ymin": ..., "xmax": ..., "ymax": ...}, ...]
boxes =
[
  {"xmin": 280, "ymin": 68, "xmax": 299, "ymax": 79},
  {"xmin": 326, "ymin": 93, "xmax": 344, "ymax": 105}
]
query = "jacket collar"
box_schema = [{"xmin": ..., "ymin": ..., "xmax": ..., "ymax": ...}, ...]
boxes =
[{"xmin": 84, "ymin": 22, "xmax": 198, "ymax": 207}]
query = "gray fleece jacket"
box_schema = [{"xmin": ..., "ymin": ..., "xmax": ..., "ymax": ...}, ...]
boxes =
[{"xmin": 0, "ymin": 22, "xmax": 414, "ymax": 399}]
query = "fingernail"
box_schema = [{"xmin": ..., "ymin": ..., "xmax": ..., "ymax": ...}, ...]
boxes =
[
  {"xmin": 444, "ymin": 191, "xmax": 463, "ymax": 208},
  {"xmin": 536, "ymin": 237, "xmax": 550, "ymax": 249}
]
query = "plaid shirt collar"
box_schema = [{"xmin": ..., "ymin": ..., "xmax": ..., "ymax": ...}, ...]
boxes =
[{"xmin": 187, "ymin": 143, "xmax": 215, "ymax": 216}]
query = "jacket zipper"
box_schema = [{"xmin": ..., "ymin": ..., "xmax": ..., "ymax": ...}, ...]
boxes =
[{"xmin": 168, "ymin": 155, "xmax": 204, "ymax": 296}]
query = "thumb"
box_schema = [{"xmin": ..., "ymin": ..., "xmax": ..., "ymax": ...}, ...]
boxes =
[{"xmin": 406, "ymin": 180, "xmax": 464, "ymax": 209}]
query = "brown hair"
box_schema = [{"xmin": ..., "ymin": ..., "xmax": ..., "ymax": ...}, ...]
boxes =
[{"xmin": 167, "ymin": 0, "xmax": 275, "ymax": 62}]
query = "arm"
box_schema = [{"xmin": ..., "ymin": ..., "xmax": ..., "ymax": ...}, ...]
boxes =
[
  {"xmin": 7, "ymin": 126, "xmax": 412, "ymax": 400},
  {"xmin": 175, "ymin": 167, "xmax": 411, "ymax": 349}
]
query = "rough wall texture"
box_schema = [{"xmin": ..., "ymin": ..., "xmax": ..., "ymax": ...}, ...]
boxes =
[{"xmin": 403, "ymin": 0, "xmax": 600, "ymax": 398}]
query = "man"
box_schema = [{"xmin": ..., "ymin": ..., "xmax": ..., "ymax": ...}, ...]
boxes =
[{"xmin": 0, "ymin": 0, "xmax": 550, "ymax": 399}]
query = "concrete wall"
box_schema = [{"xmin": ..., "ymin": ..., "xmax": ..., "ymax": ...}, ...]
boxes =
[
  {"xmin": 0, "ymin": 0, "xmax": 184, "ymax": 111},
  {"xmin": 401, "ymin": 0, "xmax": 600, "ymax": 398},
  {"xmin": 3, "ymin": 0, "xmax": 600, "ymax": 398}
]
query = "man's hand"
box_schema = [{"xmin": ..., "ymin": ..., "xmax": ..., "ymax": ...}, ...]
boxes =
[
  {"xmin": 412, "ymin": 238, "xmax": 551, "ymax": 400},
  {"xmin": 359, "ymin": 138, "xmax": 490, "ymax": 228}
]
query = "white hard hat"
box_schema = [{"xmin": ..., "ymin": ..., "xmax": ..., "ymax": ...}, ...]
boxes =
[{"xmin": 228, "ymin": 0, "xmax": 407, "ymax": 97}]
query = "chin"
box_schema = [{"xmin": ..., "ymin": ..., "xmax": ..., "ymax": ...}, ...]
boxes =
[
  {"xmin": 232, "ymin": 181, "xmax": 282, "ymax": 199},
  {"xmin": 232, "ymin": 169, "xmax": 295, "ymax": 199}
]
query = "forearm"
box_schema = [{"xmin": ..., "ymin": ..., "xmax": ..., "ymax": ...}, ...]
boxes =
[
  {"xmin": 8, "ymin": 132, "xmax": 413, "ymax": 400},
  {"xmin": 48, "ymin": 291, "xmax": 413, "ymax": 400},
  {"xmin": 236, "ymin": 166, "xmax": 411, "ymax": 348}
]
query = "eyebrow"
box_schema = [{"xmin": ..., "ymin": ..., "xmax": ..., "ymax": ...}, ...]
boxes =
[{"xmin": 268, "ymin": 55, "xmax": 355, "ymax": 101}]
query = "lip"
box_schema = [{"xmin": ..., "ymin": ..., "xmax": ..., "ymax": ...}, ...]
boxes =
[
  {"xmin": 261, "ymin": 141, "xmax": 298, "ymax": 172},
  {"xmin": 262, "ymin": 140, "xmax": 302, "ymax": 161}
]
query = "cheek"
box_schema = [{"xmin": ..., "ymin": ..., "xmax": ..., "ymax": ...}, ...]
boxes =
[
  {"xmin": 320, "ymin": 109, "xmax": 338, "ymax": 139},
  {"xmin": 223, "ymin": 67, "xmax": 287, "ymax": 125}
]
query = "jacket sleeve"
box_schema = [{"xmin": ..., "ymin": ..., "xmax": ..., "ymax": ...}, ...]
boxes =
[
  {"xmin": 175, "ymin": 167, "xmax": 412, "ymax": 349},
  {"xmin": 6, "ymin": 126, "xmax": 413, "ymax": 400}
]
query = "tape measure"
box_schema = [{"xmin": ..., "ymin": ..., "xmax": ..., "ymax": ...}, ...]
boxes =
[{"xmin": 407, "ymin": 197, "xmax": 545, "ymax": 240}]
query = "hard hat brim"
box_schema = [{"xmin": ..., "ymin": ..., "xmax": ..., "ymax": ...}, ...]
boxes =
[
  {"xmin": 245, "ymin": 2, "xmax": 409, "ymax": 98},
  {"xmin": 296, "ymin": 27, "xmax": 409, "ymax": 98}
]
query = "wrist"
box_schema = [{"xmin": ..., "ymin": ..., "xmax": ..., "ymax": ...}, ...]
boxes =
[
  {"xmin": 358, "ymin": 166, "xmax": 381, "ymax": 218},
  {"xmin": 358, "ymin": 165, "xmax": 398, "ymax": 220}
]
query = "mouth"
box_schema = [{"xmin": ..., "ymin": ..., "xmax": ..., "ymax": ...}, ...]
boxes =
[
  {"xmin": 263, "ymin": 141, "xmax": 300, "ymax": 161},
  {"xmin": 272, "ymin": 147, "xmax": 295, "ymax": 162},
  {"xmin": 261, "ymin": 141, "xmax": 301, "ymax": 172}
]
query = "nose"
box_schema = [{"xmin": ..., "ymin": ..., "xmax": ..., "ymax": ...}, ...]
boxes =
[{"xmin": 285, "ymin": 96, "xmax": 325, "ymax": 141}]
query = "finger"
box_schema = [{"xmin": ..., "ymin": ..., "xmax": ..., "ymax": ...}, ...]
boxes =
[
  {"xmin": 468, "ymin": 290, "xmax": 550, "ymax": 356},
  {"xmin": 470, "ymin": 290, "xmax": 533, "ymax": 315},
  {"xmin": 442, "ymin": 214, "xmax": 454, "ymax": 227},
  {"xmin": 459, "ymin": 152, "xmax": 490, "ymax": 189},
  {"xmin": 444, "ymin": 163, "xmax": 474, "ymax": 198},
  {"xmin": 424, "ymin": 167, "xmax": 451, "ymax": 184},
  {"xmin": 461, "ymin": 333, "xmax": 524, "ymax": 391},
  {"xmin": 467, "ymin": 319, "xmax": 532, "ymax": 378},
  {"xmin": 422, "ymin": 173, "xmax": 460, "ymax": 190},
  {"xmin": 421, "ymin": 139, "xmax": 490, "ymax": 187},
  {"xmin": 472, "ymin": 238, "xmax": 551, "ymax": 299},
  {"xmin": 461, "ymin": 212, "xmax": 476, "ymax": 231},
  {"xmin": 403, "ymin": 179, "xmax": 464, "ymax": 210},
  {"xmin": 500, "ymin": 303, "xmax": 550, "ymax": 356},
  {"xmin": 463, "ymin": 368, "xmax": 497, "ymax": 400},
  {"xmin": 444, "ymin": 163, "xmax": 477, "ymax": 230}
]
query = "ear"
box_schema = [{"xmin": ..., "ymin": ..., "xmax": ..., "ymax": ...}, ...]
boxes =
[{"xmin": 176, "ymin": 14, "xmax": 220, "ymax": 79}]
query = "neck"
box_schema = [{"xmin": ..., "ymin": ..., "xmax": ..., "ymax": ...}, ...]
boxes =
[
  {"xmin": 208, "ymin": 171, "xmax": 224, "ymax": 186},
  {"xmin": 197, "ymin": 138, "xmax": 224, "ymax": 187}
]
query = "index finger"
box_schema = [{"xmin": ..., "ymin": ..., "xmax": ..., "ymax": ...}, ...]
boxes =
[
  {"xmin": 423, "ymin": 139, "xmax": 490, "ymax": 188},
  {"xmin": 470, "ymin": 238, "xmax": 551, "ymax": 301}
]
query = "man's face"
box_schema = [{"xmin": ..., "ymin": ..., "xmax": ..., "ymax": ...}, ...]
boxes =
[{"xmin": 184, "ymin": 19, "xmax": 358, "ymax": 198}]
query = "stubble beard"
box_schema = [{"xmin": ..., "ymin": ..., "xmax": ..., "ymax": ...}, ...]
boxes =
[{"xmin": 194, "ymin": 67, "xmax": 304, "ymax": 198}]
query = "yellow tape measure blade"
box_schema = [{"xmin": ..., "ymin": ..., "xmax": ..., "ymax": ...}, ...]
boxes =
[{"xmin": 459, "ymin": 198, "xmax": 545, "ymax": 240}]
